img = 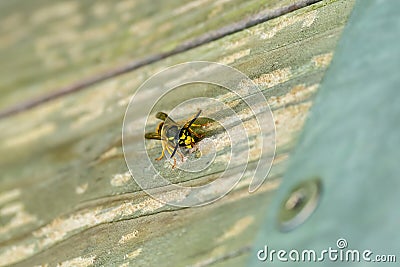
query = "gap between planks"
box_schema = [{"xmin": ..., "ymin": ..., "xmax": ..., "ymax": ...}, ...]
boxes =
[{"xmin": 0, "ymin": 0, "xmax": 322, "ymax": 119}]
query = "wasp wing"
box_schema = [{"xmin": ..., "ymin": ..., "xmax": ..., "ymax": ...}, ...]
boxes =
[{"xmin": 145, "ymin": 132, "xmax": 162, "ymax": 140}]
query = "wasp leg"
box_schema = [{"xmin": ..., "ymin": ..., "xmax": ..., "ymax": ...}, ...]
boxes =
[
  {"xmin": 170, "ymin": 148, "xmax": 185, "ymax": 164},
  {"xmin": 155, "ymin": 147, "xmax": 165, "ymax": 161},
  {"xmin": 188, "ymin": 142, "xmax": 199, "ymax": 153},
  {"xmin": 188, "ymin": 128, "xmax": 204, "ymax": 139},
  {"xmin": 172, "ymin": 158, "xmax": 177, "ymax": 169},
  {"xmin": 177, "ymin": 150, "xmax": 185, "ymax": 162}
]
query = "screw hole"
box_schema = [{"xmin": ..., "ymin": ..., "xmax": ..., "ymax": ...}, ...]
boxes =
[{"xmin": 278, "ymin": 178, "xmax": 322, "ymax": 232}]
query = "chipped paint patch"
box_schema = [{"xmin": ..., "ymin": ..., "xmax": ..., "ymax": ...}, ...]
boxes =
[
  {"xmin": 119, "ymin": 230, "xmax": 139, "ymax": 244},
  {"xmin": 273, "ymin": 102, "xmax": 313, "ymax": 147},
  {"xmin": 118, "ymin": 96, "xmax": 132, "ymax": 107},
  {"xmin": 0, "ymin": 189, "xmax": 20, "ymax": 206},
  {"xmin": 111, "ymin": 171, "xmax": 132, "ymax": 187},
  {"xmin": 251, "ymin": 10, "xmax": 318, "ymax": 39},
  {"xmin": 209, "ymin": 246, "xmax": 227, "ymax": 258},
  {"xmin": 14, "ymin": 189, "xmax": 188, "ymax": 265},
  {"xmin": 4, "ymin": 123, "xmax": 55, "ymax": 147},
  {"xmin": 217, "ymin": 216, "xmax": 254, "ymax": 243},
  {"xmin": 225, "ymin": 39, "xmax": 247, "ymax": 50},
  {"xmin": 1, "ymin": 202, "xmax": 23, "ymax": 216},
  {"xmin": 56, "ymin": 255, "xmax": 96, "ymax": 267},
  {"xmin": 219, "ymin": 49, "xmax": 250, "ymax": 65},
  {"xmin": 302, "ymin": 10, "xmax": 318, "ymax": 27},
  {"xmin": 0, "ymin": 244, "xmax": 35, "ymax": 266},
  {"xmin": 253, "ymin": 68, "xmax": 291, "ymax": 88},
  {"xmin": 0, "ymin": 178, "xmax": 263, "ymax": 265},
  {"xmin": 97, "ymin": 147, "xmax": 119, "ymax": 162},
  {"xmin": 0, "ymin": 202, "xmax": 37, "ymax": 235},
  {"xmin": 273, "ymin": 153, "xmax": 289, "ymax": 166},
  {"xmin": 71, "ymin": 107, "xmax": 104, "ymax": 129},
  {"xmin": 75, "ymin": 183, "xmax": 89, "ymax": 195},
  {"xmin": 312, "ymin": 52, "xmax": 334, "ymax": 68},
  {"xmin": 174, "ymin": 0, "xmax": 212, "ymax": 15},
  {"xmin": 268, "ymin": 84, "xmax": 319, "ymax": 110},
  {"xmin": 139, "ymin": 197, "xmax": 166, "ymax": 213},
  {"xmin": 31, "ymin": 2, "xmax": 79, "ymax": 25},
  {"xmin": 125, "ymin": 248, "xmax": 142, "ymax": 260}
]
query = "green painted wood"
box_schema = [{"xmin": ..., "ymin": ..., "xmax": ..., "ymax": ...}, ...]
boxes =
[
  {"xmin": 0, "ymin": 0, "xmax": 355, "ymax": 266},
  {"xmin": 250, "ymin": 0, "xmax": 400, "ymax": 266},
  {"xmin": 0, "ymin": 0, "xmax": 302, "ymax": 111}
]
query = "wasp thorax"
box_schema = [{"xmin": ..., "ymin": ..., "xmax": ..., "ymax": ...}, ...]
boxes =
[{"xmin": 165, "ymin": 125, "xmax": 179, "ymax": 140}]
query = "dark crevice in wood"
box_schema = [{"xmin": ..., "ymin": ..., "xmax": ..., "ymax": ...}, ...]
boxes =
[{"xmin": 0, "ymin": 0, "xmax": 321, "ymax": 120}]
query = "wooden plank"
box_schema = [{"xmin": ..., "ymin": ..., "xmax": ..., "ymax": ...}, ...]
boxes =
[
  {"xmin": 0, "ymin": 0, "xmax": 355, "ymax": 266},
  {"xmin": 0, "ymin": 0, "xmax": 309, "ymax": 112}
]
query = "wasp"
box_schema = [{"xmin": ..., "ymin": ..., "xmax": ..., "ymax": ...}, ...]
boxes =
[{"xmin": 145, "ymin": 110, "xmax": 205, "ymax": 168}]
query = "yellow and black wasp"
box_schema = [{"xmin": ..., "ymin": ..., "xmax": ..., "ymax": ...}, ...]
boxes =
[{"xmin": 145, "ymin": 110, "xmax": 205, "ymax": 168}]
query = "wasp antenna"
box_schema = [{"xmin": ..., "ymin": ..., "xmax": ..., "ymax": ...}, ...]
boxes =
[
  {"xmin": 170, "ymin": 142, "xmax": 179, "ymax": 158},
  {"xmin": 187, "ymin": 110, "xmax": 202, "ymax": 128}
]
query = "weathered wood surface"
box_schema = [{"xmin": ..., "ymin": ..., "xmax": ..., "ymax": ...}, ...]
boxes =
[
  {"xmin": 0, "ymin": 0, "xmax": 310, "ymax": 113},
  {"xmin": 0, "ymin": 0, "xmax": 355, "ymax": 266}
]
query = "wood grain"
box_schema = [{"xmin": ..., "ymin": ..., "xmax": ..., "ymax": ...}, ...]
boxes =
[{"xmin": 0, "ymin": 0, "xmax": 355, "ymax": 266}]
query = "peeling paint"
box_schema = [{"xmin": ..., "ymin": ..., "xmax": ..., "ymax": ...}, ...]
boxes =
[
  {"xmin": 174, "ymin": 0, "xmax": 212, "ymax": 15},
  {"xmin": 97, "ymin": 147, "xmax": 119, "ymax": 163},
  {"xmin": 56, "ymin": 255, "xmax": 96, "ymax": 267},
  {"xmin": 225, "ymin": 39, "xmax": 247, "ymax": 50},
  {"xmin": 3, "ymin": 123, "xmax": 55, "ymax": 147},
  {"xmin": 273, "ymin": 102, "xmax": 313, "ymax": 147},
  {"xmin": 0, "ymin": 189, "xmax": 189, "ymax": 265},
  {"xmin": 302, "ymin": 10, "xmax": 318, "ymax": 27},
  {"xmin": 312, "ymin": 52, "xmax": 334, "ymax": 68},
  {"xmin": 0, "ymin": 202, "xmax": 23, "ymax": 216},
  {"xmin": 251, "ymin": 10, "xmax": 318, "ymax": 39},
  {"xmin": 219, "ymin": 49, "xmax": 250, "ymax": 64},
  {"xmin": 71, "ymin": 107, "xmax": 104, "ymax": 129},
  {"xmin": 118, "ymin": 230, "xmax": 139, "ymax": 244},
  {"xmin": 31, "ymin": 2, "xmax": 79, "ymax": 25},
  {"xmin": 0, "ymin": 202, "xmax": 37, "ymax": 235},
  {"xmin": 253, "ymin": 68, "xmax": 292, "ymax": 88},
  {"xmin": 125, "ymin": 248, "xmax": 142, "ymax": 260},
  {"xmin": 75, "ymin": 183, "xmax": 89, "ymax": 195},
  {"xmin": 0, "ymin": 189, "xmax": 20, "ymax": 206},
  {"xmin": 268, "ymin": 84, "xmax": 319, "ymax": 109},
  {"xmin": 110, "ymin": 171, "xmax": 132, "ymax": 187},
  {"xmin": 0, "ymin": 1, "xmax": 352, "ymax": 266},
  {"xmin": 209, "ymin": 245, "xmax": 227, "ymax": 258},
  {"xmin": 217, "ymin": 216, "xmax": 254, "ymax": 243},
  {"xmin": 0, "ymin": 244, "xmax": 35, "ymax": 267},
  {"xmin": 117, "ymin": 96, "xmax": 132, "ymax": 107}
]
